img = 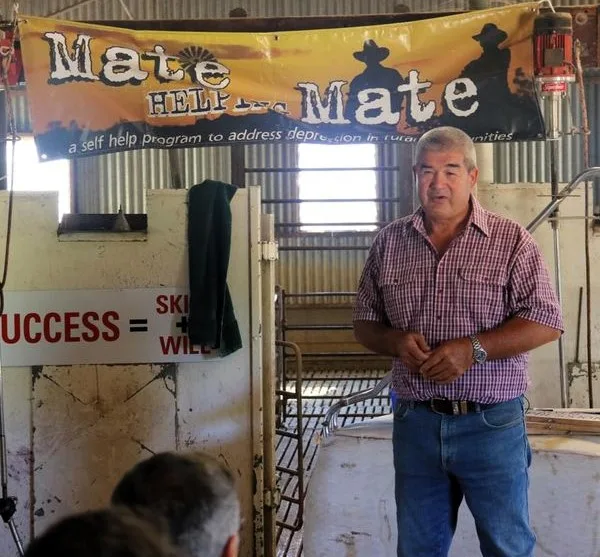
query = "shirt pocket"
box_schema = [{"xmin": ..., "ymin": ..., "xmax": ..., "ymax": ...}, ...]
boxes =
[
  {"xmin": 380, "ymin": 267, "xmax": 427, "ymax": 330},
  {"xmin": 455, "ymin": 267, "xmax": 508, "ymax": 329}
]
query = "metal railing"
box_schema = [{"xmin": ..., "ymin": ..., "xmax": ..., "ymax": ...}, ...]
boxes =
[
  {"xmin": 273, "ymin": 287, "xmax": 391, "ymax": 538},
  {"xmin": 322, "ymin": 373, "xmax": 392, "ymax": 437},
  {"xmin": 527, "ymin": 167, "xmax": 600, "ymax": 409},
  {"xmin": 275, "ymin": 287, "xmax": 389, "ymax": 425},
  {"xmin": 275, "ymin": 340, "xmax": 305, "ymax": 532}
]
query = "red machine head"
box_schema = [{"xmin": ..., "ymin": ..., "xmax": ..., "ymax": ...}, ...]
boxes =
[
  {"xmin": 0, "ymin": 29, "xmax": 23, "ymax": 87},
  {"xmin": 533, "ymin": 11, "xmax": 575, "ymax": 94}
]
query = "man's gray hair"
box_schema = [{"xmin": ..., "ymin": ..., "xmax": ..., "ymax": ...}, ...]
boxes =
[
  {"xmin": 24, "ymin": 507, "xmax": 176, "ymax": 557},
  {"xmin": 111, "ymin": 451, "xmax": 241, "ymax": 557},
  {"xmin": 415, "ymin": 126, "xmax": 477, "ymax": 171}
]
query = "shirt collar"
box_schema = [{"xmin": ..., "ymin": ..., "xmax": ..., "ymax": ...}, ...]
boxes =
[
  {"xmin": 409, "ymin": 195, "xmax": 490, "ymax": 237},
  {"xmin": 469, "ymin": 196, "xmax": 490, "ymax": 236}
]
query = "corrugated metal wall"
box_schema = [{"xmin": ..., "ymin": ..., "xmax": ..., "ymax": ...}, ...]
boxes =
[
  {"xmin": 7, "ymin": 0, "xmax": 600, "ymax": 295},
  {"xmin": 277, "ymin": 235, "xmax": 374, "ymax": 305},
  {"xmin": 494, "ymin": 83, "xmax": 585, "ymax": 184},
  {"xmin": 75, "ymin": 146, "xmax": 231, "ymax": 212},
  {"xmin": 246, "ymin": 143, "xmax": 298, "ymax": 227}
]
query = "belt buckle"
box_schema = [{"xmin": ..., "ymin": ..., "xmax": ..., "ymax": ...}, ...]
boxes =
[{"xmin": 450, "ymin": 401, "xmax": 469, "ymax": 415}]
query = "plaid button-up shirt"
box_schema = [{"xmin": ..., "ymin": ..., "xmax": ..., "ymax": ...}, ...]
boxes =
[{"xmin": 353, "ymin": 197, "xmax": 563, "ymax": 403}]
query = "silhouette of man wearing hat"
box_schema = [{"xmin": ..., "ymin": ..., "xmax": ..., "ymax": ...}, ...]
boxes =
[
  {"xmin": 345, "ymin": 40, "xmax": 405, "ymax": 126},
  {"xmin": 444, "ymin": 23, "xmax": 513, "ymax": 130},
  {"xmin": 462, "ymin": 23, "xmax": 511, "ymax": 100}
]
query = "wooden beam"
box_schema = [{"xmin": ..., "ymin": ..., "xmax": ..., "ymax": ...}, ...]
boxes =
[{"xmin": 85, "ymin": 12, "xmax": 455, "ymax": 32}]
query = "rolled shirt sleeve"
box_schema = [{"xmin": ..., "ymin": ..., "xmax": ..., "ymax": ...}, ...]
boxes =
[{"xmin": 508, "ymin": 237, "xmax": 564, "ymax": 332}]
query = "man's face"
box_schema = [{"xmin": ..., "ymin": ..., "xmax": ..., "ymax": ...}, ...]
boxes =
[{"xmin": 414, "ymin": 149, "xmax": 478, "ymax": 223}]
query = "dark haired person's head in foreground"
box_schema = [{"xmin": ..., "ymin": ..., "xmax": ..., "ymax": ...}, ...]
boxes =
[{"xmin": 24, "ymin": 506, "xmax": 176, "ymax": 557}]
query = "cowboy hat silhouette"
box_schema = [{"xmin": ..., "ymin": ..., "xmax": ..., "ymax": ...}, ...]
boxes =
[
  {"xmin": 472, "ymin": 23, "xmax": 508, "ymax": 46},
  {"xmin": 353, "ymin": 39, "xmax": 390, "ymax": 63}
]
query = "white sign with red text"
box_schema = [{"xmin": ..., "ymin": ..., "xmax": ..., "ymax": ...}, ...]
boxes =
[{"xmin": 0, "ymin": 288, "xmax": 218, "ymax": 366}]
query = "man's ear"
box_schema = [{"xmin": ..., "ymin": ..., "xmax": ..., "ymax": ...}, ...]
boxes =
[
  {"xmin": 469, "ymin": 167, "xmax": 479, "ymax": 191},
  {"xmin": 222, "ymin": 533, "xmax": 239, "ymax": 557}
]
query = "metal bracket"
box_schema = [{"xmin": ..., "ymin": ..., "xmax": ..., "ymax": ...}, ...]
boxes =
[
  {"xmin": 260, "ymin": 241, "xmax": 279, "ymax": 261},
  {"xmin": 264, "ymin": 487, "xmax": 281, "ymax": 509}
]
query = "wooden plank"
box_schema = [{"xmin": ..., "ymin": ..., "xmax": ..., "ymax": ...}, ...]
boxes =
[{"xmin": 526, "ymin": 409, "xmax": 600, "ymax": 435}]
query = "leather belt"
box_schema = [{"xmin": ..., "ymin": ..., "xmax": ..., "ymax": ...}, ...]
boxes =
[{"xmin": 414, "ymin": 398, "xmax": 494, "ymax": 416}]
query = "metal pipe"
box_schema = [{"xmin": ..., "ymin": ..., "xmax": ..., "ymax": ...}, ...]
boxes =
[
  {"xmin": 575, "ymin": 286, "xmax": 583, "ymax": 363},
  {"xmin": 293, "ymin": 394, "xmax": 389, "ymax": 400},
  {"xmin": 552, "ymin": 225, "xmax": 568, "ymax": 407},
  {"xmin": 46, "ymin": 0, "xmax": 100, "ymax": 17},
  {"xmin": 549, "ymin": 140, "xmax": 568, "ymax": 408},
  {"xmin": 295, "ymin": 411, "xmax": 391, "ymax": 419},
  {"xmin": 8, "ymin": 521, "xmax": 23, "ymax": 556},
  {"xmin": 546, "ymin": 216, "xmax": 597, "ymax": 222},
  {"xmin": 322, "ymin": 373, "xmax": 392, "ymax": 437},
  {"xmin": 245, "ymin": 166, "xmax": 400, "ymax": 173},
  {"xmin": 526, "ymin": 167, "xmax": 600, "ymax": 232},
  {"xmin": 0, "ymin": 357, "xmax": 24, "ymax": 556},
  {"xmin": 284, "ymin": 324, "xmax": 352, "ymax": 331},
  {"xmin": 285, "ymin": 351, "xmax": 381, "ymax": 358},
  {"xmin": 283, "ymin": 291, "xmax": 356, "ymax": 297},
  {"xmin": 575, "ymin": 42, "xmax": 594, "ymax": 408},
  {"xmin": 281, "ymin": 376, "xmax": 388, "ymax": 384},
  {"xmin": 0, "ymin": 92, "xmax": 6, "ymax": 192},
  {"xmin": 276, "ymin": 287, "xmax": 287, "ymax": 427},
  {"xmin": 279, "ymin": 246, "xmax": 371, "ymax": 251},
  {"xmin": 276, "ymin": 222, "xmax": 386, "ymax": 228},
  {"xmin": 276, "ymin": 429, "xmax": 300, "ymax": 440},
  {"xmin": 0, "ymin": 366, "xmax": 8, "ymax": 512},
  {"xmin": 543, "ymin": 94, "xmax": 563, "ymax": 141},
  {"xmin": 260, "ymin": 213, "xmax": 277, "ymax": 557},
  {"xmin": 284, "ymin": 375, "xmax": 387, "ymax": 383},
  {"xmin": 117, "ymin": 0, "xmax": 134, "ymax": 19},
  {"xmin": 262, "ymin": 197, "xmax": 403, "ymax": 204}
]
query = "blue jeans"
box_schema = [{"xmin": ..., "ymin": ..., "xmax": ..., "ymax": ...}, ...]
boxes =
[{"xmin": 392, "ymin": 397, "xmax": 534, "ymax": 557}]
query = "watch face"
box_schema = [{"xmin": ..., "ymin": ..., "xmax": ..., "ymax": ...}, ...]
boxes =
[{"xmin": 474, "ymin": 349, "xmax": 486, "ymax": 363}]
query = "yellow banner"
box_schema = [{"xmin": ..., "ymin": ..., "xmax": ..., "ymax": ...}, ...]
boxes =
[{"xmin": 18, "ymin": 4, "xmax": 544, "ymax": 160}]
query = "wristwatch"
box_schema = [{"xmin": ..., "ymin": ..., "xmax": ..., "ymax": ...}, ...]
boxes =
[{"xmin": 469, "ymin": 335, "xmax": 487, "ymax": 364}]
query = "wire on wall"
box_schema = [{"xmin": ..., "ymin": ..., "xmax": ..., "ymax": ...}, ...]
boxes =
[{"xmin": 574, "ymin": 39, "xmax": 594, "ymax": 408}]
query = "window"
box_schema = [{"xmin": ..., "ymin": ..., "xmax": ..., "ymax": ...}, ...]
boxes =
[
  {"xmin": 298, "ymin": 144, "xmax": 378, "ymax": 232},
  {"xmin": 7, "ymin": 136, "xmax": 71, "ymax": 220}
]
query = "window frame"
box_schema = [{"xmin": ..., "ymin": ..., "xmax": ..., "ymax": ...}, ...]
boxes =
[
  {"xmin": 5, "ymin": 134, "xmax": 73, "ymax": 219},
  {"xmin": 293, "ymin": 142, "xmax": 381, "ymax": 236}
]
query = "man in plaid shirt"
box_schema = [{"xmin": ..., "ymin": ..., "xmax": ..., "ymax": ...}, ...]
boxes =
[{"xmin": 353, "ymin": 126, "xmax": 563, "ymax": 557}]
